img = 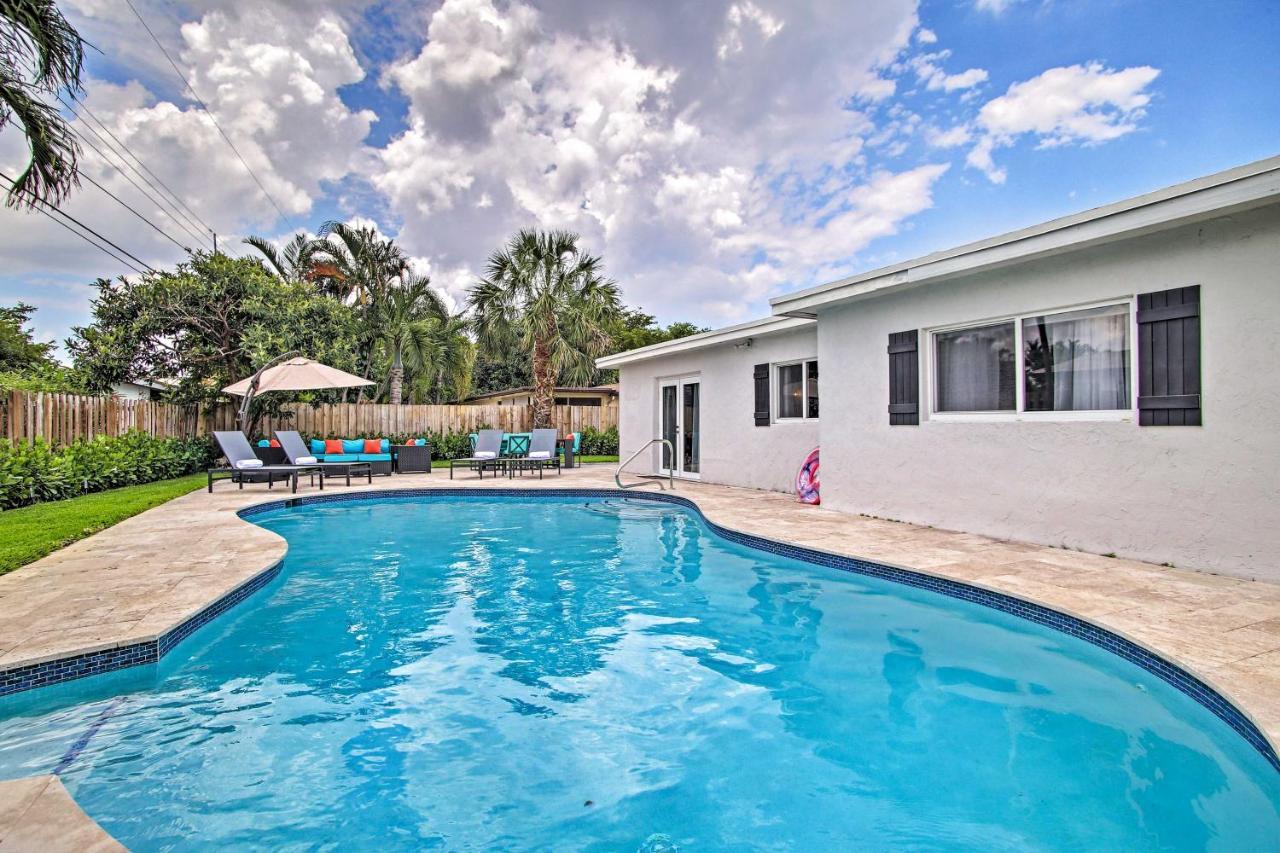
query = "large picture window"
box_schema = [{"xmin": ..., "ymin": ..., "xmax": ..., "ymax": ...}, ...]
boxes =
[
  {"xmin": 777, "ymin": 360, "xmax": 818, "ymax": 420},
  {"xmin": 931, "ymin": 302, "xmax": 1133, "ymax": 417}
]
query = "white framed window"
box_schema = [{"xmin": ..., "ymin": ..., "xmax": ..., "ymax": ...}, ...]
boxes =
[
  {"xmin": 776, "ymin": 359, "xmax": 819, "ymax": 421},
  {"xmin": 928, "ymin": 299, "xmax": 1134, "ymax": 421}
]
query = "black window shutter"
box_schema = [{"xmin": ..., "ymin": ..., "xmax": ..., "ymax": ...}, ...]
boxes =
[
  {"xmin": 1137, "ymin": 286, "xmax": 1201, "ymax": 426},
  {"xmin": 753, "ymin": 363, "xmax": 770, "ymax": 426},
  {"xmin": 887, "ymin": 330, "xmax": 919, "ymax": 425}
]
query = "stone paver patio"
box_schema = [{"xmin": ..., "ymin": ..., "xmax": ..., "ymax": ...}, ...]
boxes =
[{"xmin": 1, "ymin": 464, "xmax": 1278, "ymax": 847}]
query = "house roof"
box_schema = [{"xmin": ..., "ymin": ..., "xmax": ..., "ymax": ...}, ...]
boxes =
[
  {"xmin": 594, "ymin": 315, "xmax": 815, "ymax": 369},
  {"xmin": 463, "ymin": 385, "xmax": 619, "ymax": 402},
  {"xmin": 771, "ymin": 154, "xmax": 1280, "ymax": 316}
]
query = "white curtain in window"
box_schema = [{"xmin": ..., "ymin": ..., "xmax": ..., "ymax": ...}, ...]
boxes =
[
  {"xmin": 935, "ymin": 323, "xmax": 1015, "ymax": 411},
  {"xmin": 1024, "ymin": 306, "xmax": 1129, "ymax": 411}
]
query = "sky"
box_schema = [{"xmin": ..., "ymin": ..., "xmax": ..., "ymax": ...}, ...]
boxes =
[{"xmin": 2, "ymin": 0, "xmax": 1278, "ymax": 356}]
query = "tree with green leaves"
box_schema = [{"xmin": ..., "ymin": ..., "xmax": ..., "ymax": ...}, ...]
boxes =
[
  {"xmin": 469, "ymin": 230, "xmax": 621, "ymax": 427},
  {"xmin": 371, "ymin": 275, "xmax": 448, "ymax": 404},
  {"xmin": 242, "ymin": 233, "xmax": 323, "ymax": 285},
  {"xmin": 66, "ymin": 252, "xmax": 362, "ymax": 430},
  {"xmin": 0, "ymin": 302, "xmax": 54, "ymax": 370},
  {"xmin": 1, "ymin": 0, "xmax": 86, "ymax": 207}
]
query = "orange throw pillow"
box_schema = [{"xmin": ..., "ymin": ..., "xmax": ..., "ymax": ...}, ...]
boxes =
[
  {"xmin": 363, "ymin": 439, "xmax": 382, "ymax": 454},
  {"xmin": 324, "ymin": 439, "xmax": 345, "ymax": 455}
]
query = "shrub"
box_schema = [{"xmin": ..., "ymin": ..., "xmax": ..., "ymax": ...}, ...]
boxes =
[
  {"xmin": 0, "ymin": 432, "xmax": 217, "ymax": 510},
  {"xmin": 578, "ymin": 425, "xmax": 618, "ymax": 456}
]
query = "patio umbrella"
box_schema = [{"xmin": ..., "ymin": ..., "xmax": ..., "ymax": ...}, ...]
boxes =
[{"xmin": 223, "ymin": 354, "xmax": 374, "ymax": 433}]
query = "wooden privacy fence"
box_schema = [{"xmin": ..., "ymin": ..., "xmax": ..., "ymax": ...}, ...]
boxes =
[{"xmin": 2, "ymin": 391, "xmax": 617, "ymax": 446}]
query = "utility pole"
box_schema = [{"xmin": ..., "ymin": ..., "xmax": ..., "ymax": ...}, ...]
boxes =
[{"xmin": 211, "ymin": 230, "xmax": 218, "ymax": 253}]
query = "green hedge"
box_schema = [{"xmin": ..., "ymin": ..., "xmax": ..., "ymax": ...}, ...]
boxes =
[{"xmin": 0, "ymin": 432, "xmax": 217, "ymax": 510}]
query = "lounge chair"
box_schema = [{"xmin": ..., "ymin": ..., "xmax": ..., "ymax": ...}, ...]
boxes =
[
  {"xmin": 274, "ymin": 430, "xmax": 374, "ymax": 487},
  {"xmin": 449, "ymin": 429, "xmax": 505, "ymax": 479},
  {"xmin": 208, "ymin": 430, "xmax": 322, "ymax": 494},
  {"xmin": 509, "ymin": 428, "xmax": 562, "ymax": 479}
]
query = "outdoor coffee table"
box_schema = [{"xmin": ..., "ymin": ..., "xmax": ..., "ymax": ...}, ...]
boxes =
[{"xmin": 315, "ymin": 461, "xmax": 374, "ymax": 486}]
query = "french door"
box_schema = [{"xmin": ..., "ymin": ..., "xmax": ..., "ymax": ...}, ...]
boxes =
[{"xmin": 659, "ymin": 377, "xmax": 700, "ymax": 479}]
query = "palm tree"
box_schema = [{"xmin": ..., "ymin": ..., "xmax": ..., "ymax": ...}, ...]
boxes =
[
  {"xmin": 372, "ymin": 275, "xmax": 448, "ymax": 404},
  {"xmin": 313, "ymin": 220, "xmax": 409, "ymax": 305},
  {"xmin": 411, "ymin": 311, "xmax": 473, "ymax": 403},
  {"xmin": 1, "ymin": 0, "xmax": 87, "ymax": 207},
  {"xmin": 469, "ymin": 229, "xmax": 621, "ymax": 427},
  {"xmin": 243, "ymin": 233, "xmax": 323, "ymax": 284}
]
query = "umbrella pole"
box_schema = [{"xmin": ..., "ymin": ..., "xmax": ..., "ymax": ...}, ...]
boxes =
[{"xmin": 236, "ymin": 349, "xmax": 301, "ymax": 437}]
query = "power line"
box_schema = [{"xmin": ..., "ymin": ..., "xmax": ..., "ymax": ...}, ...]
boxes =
[
  {"xmin": 60, "ymin": 94, "xmax": 215, "ymax": 243},
  {"xmin": 60, "ymin": 100, "xmax": 214, "ymax": 250},
  {"xmin": 70, "ymin": 95, "xmax": 214, "ymax": 235},
  {"xmin": 13, "ymin": 195, "xmax": 149, "ymax": 276},
  {"xmin": 2, "ymin": 170, "xmax": 157, "ymax": 274},
  {"xmin": 80, "ymin": 171, "xmax": 192, "ymax": 253},
  {"xmin": 125, "ymin": 0, "xmax": 298, "ymax": 230}
]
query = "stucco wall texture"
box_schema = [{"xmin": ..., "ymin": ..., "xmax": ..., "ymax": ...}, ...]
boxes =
[
  {"xmin": 617, "ymin": 327, "xmax": 819, "ymax": 494},
  {"xmin": 618, "ymin": 205, "xmax": 1280, "ymax": 581},
  {"xmin": 817, "ymin": 206, "xmax": 1280, "ymax": 582}
]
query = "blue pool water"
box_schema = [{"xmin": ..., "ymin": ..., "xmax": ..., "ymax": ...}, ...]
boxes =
[{"xmin": 0, "ymin": 495, "xmax": 1277, "ymax": 850}]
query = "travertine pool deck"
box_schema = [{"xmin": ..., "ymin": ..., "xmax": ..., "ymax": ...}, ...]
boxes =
[{"xmin": 1, "ymin": 464, "xmax": 1278, "ymax": 846}]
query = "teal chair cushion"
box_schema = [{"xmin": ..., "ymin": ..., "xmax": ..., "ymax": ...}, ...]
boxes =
[
  {"xmin": 320, "ymin": 453, "xmax": 361, "ymax": 462},
  {"xmin": 357, "ymin": 453, "xmax": 392, "ymax": 462}
]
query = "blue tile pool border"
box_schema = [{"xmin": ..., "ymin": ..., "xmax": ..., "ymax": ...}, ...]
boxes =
[
  {"xmin": 0, "ymin": 558, "xmax": 283, "ymax": 699},
  {"xmin": 2, "ymin": 486, "xmax": 1275, "ymax": 776}
]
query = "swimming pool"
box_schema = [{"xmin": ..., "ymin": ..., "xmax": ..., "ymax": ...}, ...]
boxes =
[{"xmin": 0, "ymin": 493, "xmax": 1276, "ymax": 850}]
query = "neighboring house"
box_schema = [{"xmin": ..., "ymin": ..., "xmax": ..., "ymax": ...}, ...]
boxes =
[
  {"xmin": 598, "ymin": 155, "xmax": 1280, "ymax": 581},
  {"xmin": 462, "ymin": 385, "xmax": 619, "ymax": 407},
  {"xmin": 110, "ymin": 378, "xmax": 173, "ymax": 400}
]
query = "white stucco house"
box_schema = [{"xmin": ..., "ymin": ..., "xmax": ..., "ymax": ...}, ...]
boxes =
[{"xmin": 598, "ymin": 155, "xmax": 1280, "ymax": 582}]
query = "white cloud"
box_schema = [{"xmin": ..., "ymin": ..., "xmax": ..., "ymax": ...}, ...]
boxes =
[
  {"xmin": 926, "ymin": 124, "xmax": 973, "ymax": 148},
  {"xmin": 916, "ymin": 28, "xmax": 938, "ymax": 44},
  {"xmin": 975, "ymin": 0, "xmax": 1021, "ymax": 12},
  {"xmin": 717, "ymin": 2, "xmax": 786, "ymax": 60},
  {"xmin": 1, "ymin": 4, "xmax": 373, "ymax": 274},
  {"xmin": 967, "ymin": 62, "xmax": 1160, "ymax": 181},
  {"xmin": 911, "ymin": 51, "xmax": 989, "ymax": 93}
]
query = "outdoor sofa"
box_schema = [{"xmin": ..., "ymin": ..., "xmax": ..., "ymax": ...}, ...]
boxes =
[
  {"xmin": 274, "ymin": 431, "xmax": 376, "ymax": 487},
  {"xmin": 302, "ymin": 437, "xmax": 395, "ymax": 475},
  {"xmin": 209, "ymin": 430, "xmax": 322, "ymax": 494}
]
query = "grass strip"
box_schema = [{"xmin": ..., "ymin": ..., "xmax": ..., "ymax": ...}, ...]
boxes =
[{"xmin": 0, "ymin": 473, "xmax": 208, "ymax": 576}]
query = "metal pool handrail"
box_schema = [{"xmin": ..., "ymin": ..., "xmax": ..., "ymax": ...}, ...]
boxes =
[{"xmin": 615, "ymin": 438, "xmax": 675, "ymax": 491}]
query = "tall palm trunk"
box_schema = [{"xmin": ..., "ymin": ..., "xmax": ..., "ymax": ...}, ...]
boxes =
[
  {"xmin": 389, "ymin": 354, "xmax": 404, "ymax": 405},
  {"xmin": 531, "ymin": 336, "xmax": 555, "ymax": 428}
]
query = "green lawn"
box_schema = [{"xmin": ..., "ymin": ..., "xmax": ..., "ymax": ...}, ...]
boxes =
[{"xmin": 0, "ymin": 473, "xmax": 208, "ymax": 576}]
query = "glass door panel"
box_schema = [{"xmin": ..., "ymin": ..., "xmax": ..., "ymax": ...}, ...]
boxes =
[
  {"xmin": 682, "ymin": 382, "xmax": 700, "ymax": 474},
  {"xmin": 660, "ymin": 383, "xmax": 677, "ymax": 472}
]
